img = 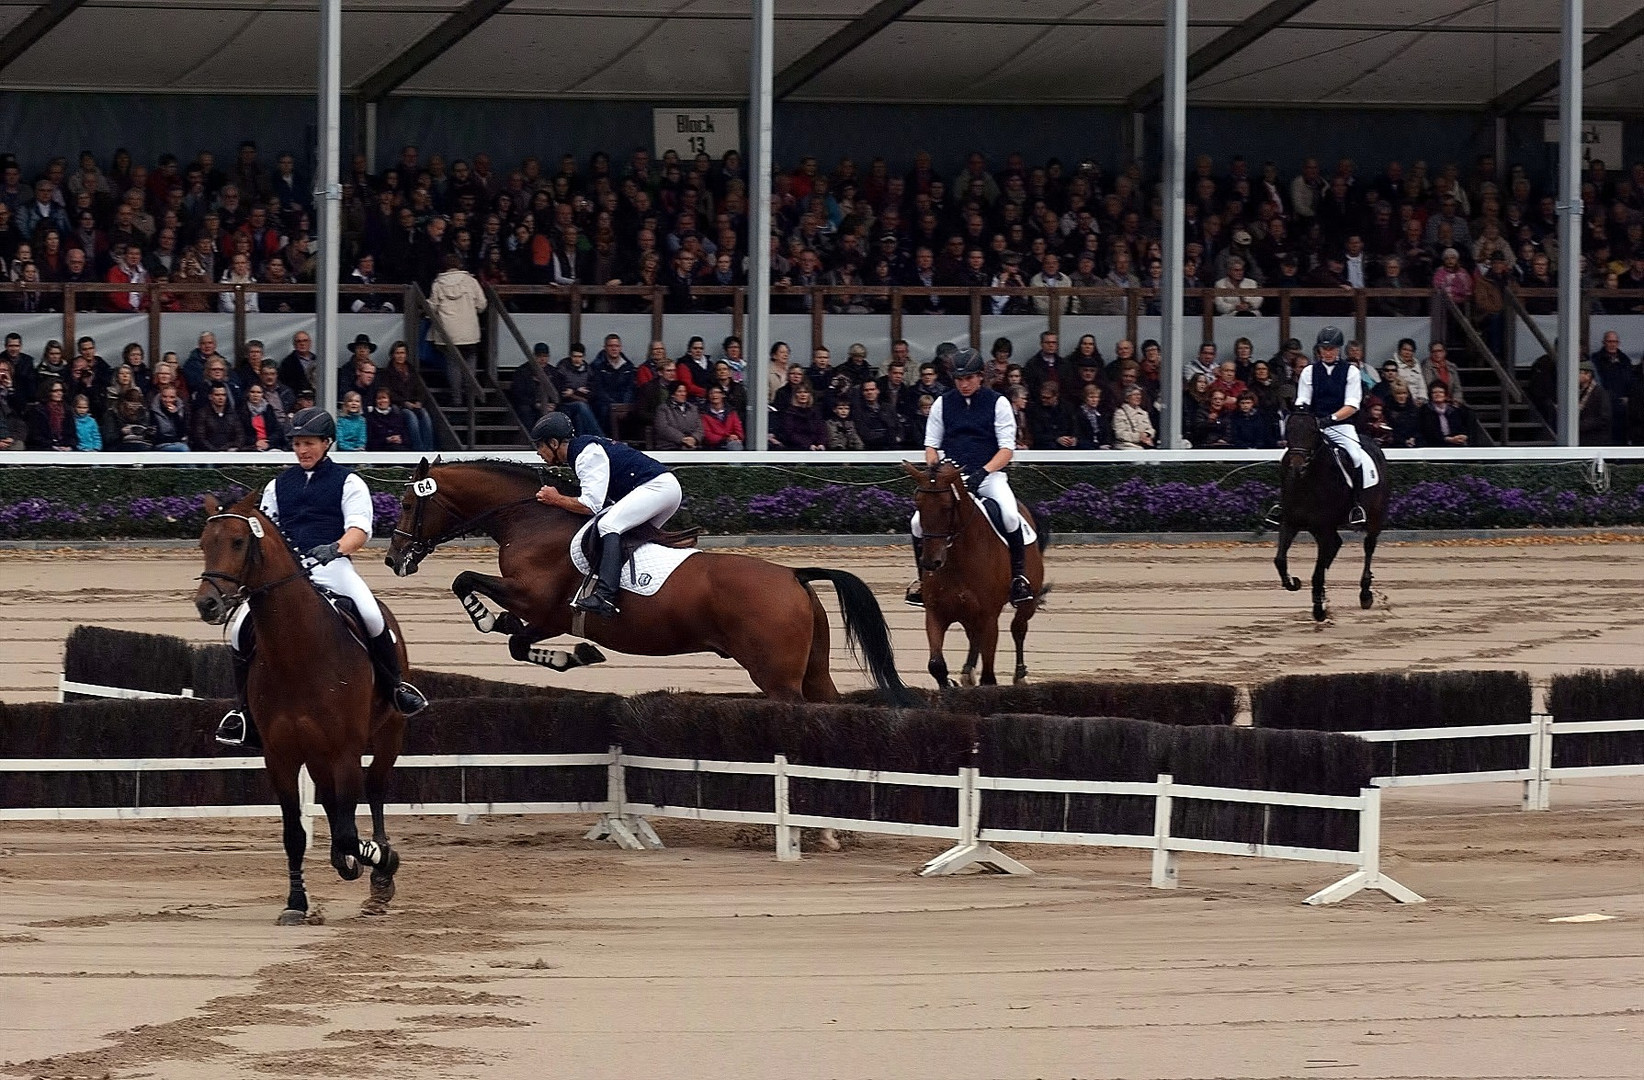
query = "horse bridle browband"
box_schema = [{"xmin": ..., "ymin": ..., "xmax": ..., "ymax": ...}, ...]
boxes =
[
  {"xmin": 197, "ymin": 512, "xmax": 307, "ymax": 609},
  {"xmin": 392, "ymin": 474, "xmax": 538, "ymax": 562}
]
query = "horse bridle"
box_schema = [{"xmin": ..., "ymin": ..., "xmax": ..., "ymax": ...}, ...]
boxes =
[
  {"xmin": 392, "ymin": 474, "xmax": 538, "ymax": 563},
  {"xmin": 197, "ymin": 512, "xmax": 307, "ymax": 611},
  {"xmin": 912, "ymin": 461, "xmax": 968, "ymax": 547}
]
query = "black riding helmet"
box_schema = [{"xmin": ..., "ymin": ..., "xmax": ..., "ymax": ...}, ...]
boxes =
[
  {"xmin": 289, "ymin": 406, "xmax": 337, "ymax": 441},
  {"xmin": 950, "ymin": 347, "xmax": 984, "ymax": 378},
  {"xmin": 1315, "ymin": 326, "xmax": 1345, "ymax": 354},
  {"xmin": 530, "ymin": 412, "xmax": 575, "ymax": 444}
]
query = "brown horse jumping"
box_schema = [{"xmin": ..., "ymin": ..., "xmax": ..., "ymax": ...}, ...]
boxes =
[
  {"xmin": 195, "ymin": 494, "xmax": 406, "ymax": 924},
  {"xmin": 904, "ymin": 460, "xmax": 1048, "ymax": 687},
  {"xmin": 384, "ymin": 459, "xmax": 912, "ymax": 704}
]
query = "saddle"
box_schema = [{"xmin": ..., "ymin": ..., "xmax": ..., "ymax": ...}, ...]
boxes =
[
  {"xmin": 576, "ymin": 518, "xmax": 700, "ymax": 567},
  {"xmin": 319, "ymin": 591, "xmax": 369, "ymax": 646}
]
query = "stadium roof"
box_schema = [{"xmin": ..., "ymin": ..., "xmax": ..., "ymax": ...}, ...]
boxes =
[{"xmin": 0, "ymin": 0, "xmax": 1640, "ymax": 112}]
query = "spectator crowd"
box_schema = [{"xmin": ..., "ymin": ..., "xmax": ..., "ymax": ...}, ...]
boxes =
[{"xmin": 2, "ymin": 139, "xmax": 1642, "ymax": 449}]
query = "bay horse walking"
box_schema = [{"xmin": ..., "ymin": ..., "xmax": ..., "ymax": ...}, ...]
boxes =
[
  {"xmin": 384, "ymin": 459, "xmax": 913, "ymax": 704},
  {"xmin": 904, "ymin": 460, "xmax": 1047, "ymax": 687},
  {"xmin": 195, "ymin": 494, "xmax": 405, "ymax": 924},
  {"xmin": 1273, "ymin": 413, "xmax": 1389, "ymax": 622}
]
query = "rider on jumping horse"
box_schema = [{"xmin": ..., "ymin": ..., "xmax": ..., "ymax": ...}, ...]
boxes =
[
  {"xmin": 906, "ymin": 347, "xmax": 1034, "ymax": 609},
  {"xmin": 1265, "ymin": 326, "xmax": 1382, "ymax": 529},
  {"xmin": 216, "ymin": 406, "xmax": 428, "ymax": 747},
  {"xmin": 529, "ymin": 411, "xmax": 684, "ymax": 619}
]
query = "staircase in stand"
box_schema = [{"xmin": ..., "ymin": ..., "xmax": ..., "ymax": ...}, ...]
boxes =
[{"xmin": 1447, "ymin": 342, "xmax": 1556, "ymax": 446}]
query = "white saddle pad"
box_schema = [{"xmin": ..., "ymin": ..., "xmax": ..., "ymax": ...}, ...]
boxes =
[
  {"xmin": 570, "ymin": 520, "xmax": 699, "ymax": 597},
  {"xmin": 972, "ymin": 494, "xmax": 1037, "ymax": 547}
]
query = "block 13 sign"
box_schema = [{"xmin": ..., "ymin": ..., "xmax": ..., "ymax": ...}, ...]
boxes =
[{"xmin": 653, "ymin": 108, "xmax": 741, "ymax": 162}]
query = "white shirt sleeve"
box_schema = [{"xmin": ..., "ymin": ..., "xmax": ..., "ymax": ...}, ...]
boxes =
[
  {"xmin": 575, "ymin": 443, "xmax": 611, "ymax": 512},
  {"xmin": 1294, "ymin": 365, "xmax": 1315, "ymax": 408},
  {"xmin": 1342, "ymin": 369, "xmax": 1363, "ymax": 411},
  {"xmin": 340, "ymin": 473, "xmax": 374, "ymax": 535},
  {"xmin": 993, "ymin": 396, "xmax": 1015, "ymax": 450},
  {"xmin": 259, "ymin": 479, "xmax": 279, "ymax": 521},
  {"xmin": 922, "ymin": 396, "xmax": 946, "ymax": 450}
]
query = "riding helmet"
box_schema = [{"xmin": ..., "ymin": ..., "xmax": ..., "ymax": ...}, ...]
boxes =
[
  {"xmin": 950, "ymin": 347, "xmax": 984, "ymax": 377},
  {"xmin": 1314, "ymin": 326, "xmax": 1345, "ymax": 353},
  {"xmin": 289, "ymin": 406, "xmax": 337, "ymax": 440},
  {"xmin": 531, "ymin": 412, "xmax": 576, "ymax": 444}
]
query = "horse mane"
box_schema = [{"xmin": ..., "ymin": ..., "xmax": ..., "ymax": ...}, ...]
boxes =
[{"xmin": 443, "ymin": 459, "xmax": 566, "ymax": 494}]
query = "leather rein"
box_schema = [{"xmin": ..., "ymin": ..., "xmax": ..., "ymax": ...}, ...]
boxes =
[{"xmin": 913, "ymin": 461, "xmax": 971, "ymax": 547}]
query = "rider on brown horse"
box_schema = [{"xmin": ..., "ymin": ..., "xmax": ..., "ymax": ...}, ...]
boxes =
[
  {"xmin": 906, "ymin": 348, "xmax": 1033, "ymax": 609},
  {"xmin": 216, "ymin": 406, "xmax": 428, "ymax": 747},
  {"xmin": 1263, "ymin": 326, "xmax": 1382, "ymax": 530},
  {"xmin": 529, "ymin": 411, "xmax": 684, "ymax": 619}
]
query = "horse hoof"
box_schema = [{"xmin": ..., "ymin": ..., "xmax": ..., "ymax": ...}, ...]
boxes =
[
  {"xmin": 334, "ymin": 854, "xmax": 363, "ymax": 882},
  {"xmin": 1312, "ymin": 607, "xmax": 1328, "ymax": 623},
  {"xmin": 276, "ymin": 908, "xmax": 308, "ymax": 926},
  {"xmin": 960, "ymin": 670, "xmax": 976, "ymax": 688},
  {"xmin": 1359, "ymin": 592, "xmax": 1374, "ymax": 609},
  {"xmin": 360, "ymin": 897, "xmax": 391, "ymax": 917},
  {"xmin": 817, "ymin": 828, "xmax": 842, "ymax": 852},
  {"xmin": 1284, "ymin": 577, "xmax": 1302, "ymax": 591}
]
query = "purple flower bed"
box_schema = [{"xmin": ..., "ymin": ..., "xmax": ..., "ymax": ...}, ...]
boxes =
[{"xmin": 0, "ymin": 478, "xmax": 1638, "ymax": 540}]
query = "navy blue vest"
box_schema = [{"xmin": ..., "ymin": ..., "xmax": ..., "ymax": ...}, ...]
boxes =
[
  {"xmin": 570, "ymin": 434, "xmax": 667, "ymax": 505},
  {"xmin": 1307, "ymin": 361, "xmax": 1352, "ymax": 423},
  {"xmin": 938, "ymin": 386, "xmax": 1004, "ymax": 470},
  {"xmin": 273, "ymin": 456, "xmax": 351, "ymax": 551}
]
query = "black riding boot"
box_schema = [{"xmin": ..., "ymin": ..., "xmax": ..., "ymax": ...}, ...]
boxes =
[
  {"xmin": 1007, "ymin": 526, "xmax": 1033, "ymax": 607},
  {"xmin": 573, "ymin": 532, "xmax": 624, "ymax": 618},
  {"xmin": 215, "ymin": 649, "xmax": 261, "ymax": 749},
  {"xmin": 904, "ymin": 536, "xmax": 924, "ymax": 607},
  {"xmin": 1347, "ymin": 473, "xmax": 1368, "ymax": 528},
  {"xmin": 368, "ymin": 628, "xmax": 428, "ymax": 716}
]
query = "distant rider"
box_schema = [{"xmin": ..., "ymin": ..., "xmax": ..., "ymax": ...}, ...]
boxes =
[
  {"xmin": 906, "ymin": 347, "xmax": 1033, "ymax": 609},
  {"xmin": 1266, "ymin": 325, "xmax": 1381, "ymax": 528},
  {"xmin": 529, "ymin": 412, "xmax": 683, "ymax": 619}
]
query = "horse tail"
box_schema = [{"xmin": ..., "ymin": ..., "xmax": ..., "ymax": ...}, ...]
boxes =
[
  {"xmin": 793, "ymin": 569, "xmax": 920, "ymax": 707},
  {"xmin": 1035, "ymin": 514, "xmax": 1052, "ymax": 552}
]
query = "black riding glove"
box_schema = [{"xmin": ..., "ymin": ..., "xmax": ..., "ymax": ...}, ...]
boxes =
[
  {"xmin": 305, "ymin": 542, "xmax": 342, "ymax": 565},
  {"xmin": 964, "ymin": 469, "xmax": 989, "ymax": 494}
]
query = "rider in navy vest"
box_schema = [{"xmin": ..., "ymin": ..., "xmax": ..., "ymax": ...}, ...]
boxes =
[
  {"xmin": 530, "ymin": 411, "xmax": 683, "ymax": 619},
  {"xmin": 1265, "ymin": 326, "xmax": 1382, "ymax": 529},
  {"xmin": 907, "ymin": 347, "xmax": 1034, "ymax": 608},
  {"xmin": 216, "ymin": 407, "xmax": 428, "ymax": 748}
]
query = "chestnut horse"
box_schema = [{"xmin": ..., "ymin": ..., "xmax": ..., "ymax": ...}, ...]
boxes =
[
  {"xmin": 384, "ymin": 459, "xmax": 913, "ymax": 704},
  {"xmin": 1273, "ymin": 413, "xmax": 1389, "ymax": 622},
  {"xmin": 195, "ymin": 494, "xmax": 406, "ymax": 924},
  {"xmin": 904, "ymin": 460, "xmax": 1048, "ymax": 687}
]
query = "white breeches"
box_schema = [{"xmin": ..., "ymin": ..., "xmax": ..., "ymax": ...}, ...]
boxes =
[
  {"xmin": 911, "ymin": 470, "xmax": 1023, "ymax": 536},
  {"xmin": 1323, "ymin": 424, "xmax": 1379, "ymax": 488},
  {"xmin": 597, "ymin": 473, "xmax": 683, "ymax": 536},
  {"xmin": 228, "ymin": 556, "xmax": 383, "ymax": 652}
]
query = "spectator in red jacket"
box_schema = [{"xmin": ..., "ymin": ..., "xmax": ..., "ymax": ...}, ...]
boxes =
[
  {"xmin": 701, "ymin": 385, "xmax": 745, "ymax": 450},
  {"xmin": 105, "ymin": 245, "xmax": 150, "ymax": 312}
]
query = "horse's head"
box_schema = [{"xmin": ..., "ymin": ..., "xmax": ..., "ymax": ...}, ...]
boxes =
[
  {"xmin": 1281, "ymin": 413, "xmax": 1322, "ymax": 480},
  {"xmin": 195, "ymin": 493, "xmax": 276, "ymax": 624},
  {"xmin": 386, "ymin": 456, "xmax": 452, "ymax": 577},
  {"xmin": 902, "ymin": 459, "xmax": 965, "ymax": 571}
]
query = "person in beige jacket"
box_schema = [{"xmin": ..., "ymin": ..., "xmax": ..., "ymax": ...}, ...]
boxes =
[{"xmin": 427, "ymin": 254, "xmax": 487, "ymax": 405}]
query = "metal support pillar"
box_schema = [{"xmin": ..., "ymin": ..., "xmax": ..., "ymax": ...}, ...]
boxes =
[
  {"xmin": 747, "ymin": 0, "xmax": 775, "ymax": 453},
  {"xmin": 315, "ymin": 0, "xmax": 343, "ymax": 416},
  {"xmin": 364, "ymin": 101, "xmax": 379, "ymax": 172},
  {"xmin": 1158, "ymin": 0, "xmax": 1188, "ymax": 448},
  {"xmin": 1555, "ymin": 0, "xmax": 1583, "ymax": 448}
]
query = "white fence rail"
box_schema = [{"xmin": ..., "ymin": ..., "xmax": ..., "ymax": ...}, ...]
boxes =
[
  {"xmin": 0, "ymin": 748, "xmax": 1420, "ymax": 905},
  {"xmin": 1357, "ymin": 715, "xmax": 1644, "ymax": 810}
]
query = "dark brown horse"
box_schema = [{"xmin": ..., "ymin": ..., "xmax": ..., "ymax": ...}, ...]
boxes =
[
  {"xmin": 904, "ymin": 460, "xmax": 1048, "ymax": 687},
  {"xmin": 383, "ymin": 459, "xmax": 913, "ymax": 704},
  {"xmin": 1273, "ymin": 413, "xmax": 1389, "ymax": 622},
  {"xmin": 195, "ymin": 494, "xmax": 406, "ymax": 924}
]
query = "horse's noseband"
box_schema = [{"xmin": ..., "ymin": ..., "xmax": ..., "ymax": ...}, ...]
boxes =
[{"xmin": 198, "ymin": 512, "xmax": 303, "ymax": 610}]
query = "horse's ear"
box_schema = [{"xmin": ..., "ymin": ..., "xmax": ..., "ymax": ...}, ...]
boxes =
[
  {"xmin": 432, "ymin": 454, "xmax": 444, "ymax": 467},
  {"xmin": 202, "ymin": 494, "xmax": 220, "ymax": 516},
  {"xmin": 413, "ymin": 456, "xmax": 430, "ymax": 480},
  {"xmin": 900, "ymin": 460, "xmax": 925, "ymax": 481}
]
